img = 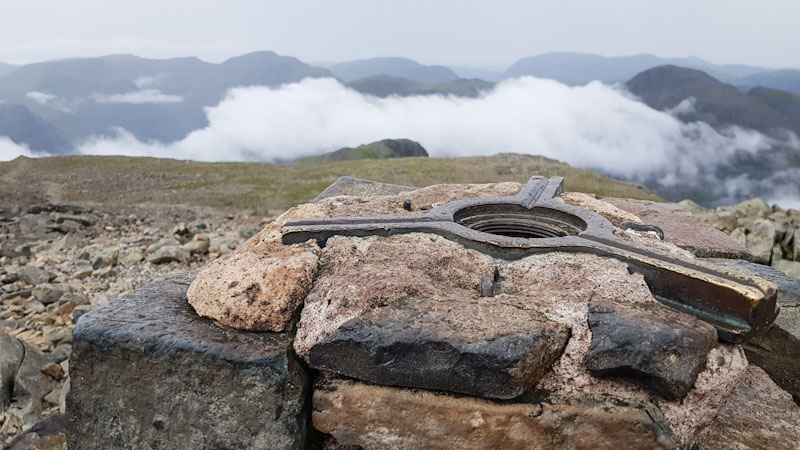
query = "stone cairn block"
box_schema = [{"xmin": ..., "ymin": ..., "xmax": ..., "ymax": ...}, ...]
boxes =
[
  {"xmin": 66, "ymin": 176, "xmax": 800, "ymax": 449},
  {"xmin": 66, "ymin": 272, "xmax": 309, "ymax": 449}
]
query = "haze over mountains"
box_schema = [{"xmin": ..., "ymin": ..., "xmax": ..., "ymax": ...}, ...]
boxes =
[{"xmin": 1, "ymin": 50, "xmax": 799, "ymax": 206}]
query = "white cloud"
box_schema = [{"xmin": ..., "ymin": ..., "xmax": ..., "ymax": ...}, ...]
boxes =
[
  {"xmin": 0, "ymin": 137, "xmax": 34, "ymax": 161},
  {"xmin": 666, "ymin": 97, "xmax": 697, "ymax": 117},
  {"xmin": 73, "ymin": 76, "xmax": 797, "ymax": 205},
  {"xmin": 76, "ymin": 77, "xmax": 776, "ymax": 168},
  {"xmin": 133, "ymin": 75, "xmax": 164, "ymax": 89},
  {"xmin": 26, "ymin": 91, "xmax": 56, "ymax": 105},
  {"xmin": 93, "ymin": 89, "xmax": 183, "ymax": 104}
]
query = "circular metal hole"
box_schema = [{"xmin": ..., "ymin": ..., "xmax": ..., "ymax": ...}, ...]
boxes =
[{"xmin": 455, "ymin": 205, "xmax": 585, "ymax": 239}]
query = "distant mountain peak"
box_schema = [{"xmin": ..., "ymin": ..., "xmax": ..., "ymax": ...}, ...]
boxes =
[
  {"xmin": 626, "ymin": 65, "xmax": 798, "ymax": 135},
  {"xmin": 329, "ymin": 57, "xmax": 459, "ymax": 83},
  {"xmin": 297, "ymin": 138, "xmax": 429, "ymax": 163}
]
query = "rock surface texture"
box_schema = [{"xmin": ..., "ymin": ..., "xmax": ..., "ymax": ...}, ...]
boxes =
[
  {"xmin": 312, "ymin": 377, "xmax": 681, "ymax": 450},
  {"xmin": 601, "ymin": 197, "xmax": 753, "ymax": 259},
  {"xmin": 309, "ymin": 296, "xmax": 571, "ymax": 399},
  {"xmin": 40, "ymin": 177, "xmax": 800, "ymax": 448},
  {"xmin": 66, "ymin": 272, "xmax": 309, "ymax": 450},
  {"xmin": 0, "ymin": 199, "xmax": 261, "ymax": 444},
  {"xmin": 187, "ymin": 224, "xmax": 321, "ymax": 332},
  {"xmin": 585, "ymin": 298, "xmax": 717, "ymax": 400},
  {"xmin": 693, "ymin": 366, "xmax": 800, "ymax": 449},
  {"xmin": 708, "ymin": 258, "xmax": 800, "ymax": 404}
]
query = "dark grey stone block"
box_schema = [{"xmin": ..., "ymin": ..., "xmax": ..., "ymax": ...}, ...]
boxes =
[
  {"xmin": 586, "ymin": 298, "xmax": 717, "ymax": 400},
  {"xmin": 309, "ymin": 297, "xmax": 570, "ymax": 400},
  {"xmin": 66, "ymin": 272, "xmax": 309, "ymax": 449}
]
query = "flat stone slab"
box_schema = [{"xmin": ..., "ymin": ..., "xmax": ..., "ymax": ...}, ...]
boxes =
[
  {"xmin": 66, "ymin": 272, "xmax": 309, "ymax": 450},
  {"xmin": 312, "ymin": 377, "xmax": 680, "ymax": 449},
  {"xmin": 312, "ymin": 176, "xmax": 414, "ymax": 202},
  {"xmin": 586, "ymin": 298, "xmax": 717, "ymax": 400},
  {"xmin": 604, "ymin": 197, "xmax": 752, "ymax": 259},
  {"xmin": 309, "ymin": 296, "xmax": 570, "ymax": 399},
  {"xmin": 693, "ymin": 366, "xmax": 800, "ymax": 449}
]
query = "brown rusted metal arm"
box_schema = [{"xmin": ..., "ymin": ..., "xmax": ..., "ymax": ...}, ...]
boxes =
[{"xmin": 282, "ymin": 177, "xmax": 778, "ymax": 342}]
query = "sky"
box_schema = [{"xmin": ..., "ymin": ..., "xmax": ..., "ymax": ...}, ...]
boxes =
[{"xmin": 0, "ymin": 0, "xmax": 798, "ymax": 69}]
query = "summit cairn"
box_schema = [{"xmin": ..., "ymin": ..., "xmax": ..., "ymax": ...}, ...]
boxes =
[{"xmin": 66, "ymin": 176, "xmax": 800, "ymax": 449}]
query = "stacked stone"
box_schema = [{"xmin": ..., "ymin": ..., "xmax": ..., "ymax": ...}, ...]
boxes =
[
  {"xmin": 685, "ymin": 197, "xmax": 800, "ymax": 277},
  {"xmin": 66, "ymin": 177, "xmax": 800, "ymax": 449}
]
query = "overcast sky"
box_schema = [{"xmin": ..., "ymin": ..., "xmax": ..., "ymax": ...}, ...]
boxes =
[{"xmin": 0, "ymin": 0, "xmax": 798, "ymax": 69}]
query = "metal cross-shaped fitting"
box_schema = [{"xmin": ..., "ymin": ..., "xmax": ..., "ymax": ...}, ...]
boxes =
[{"xmin": 282, "ymin": 176, "xmax": 778, "ymax": 343}]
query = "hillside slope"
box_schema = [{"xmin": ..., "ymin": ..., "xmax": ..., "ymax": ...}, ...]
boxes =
[
  {"xmin": 0, "ymin": 61, "xmax": 16, "ymax": 77},
  {"xmin": 0, "ymin": 52, "xmax": 333, "ymax": 152},
  {"xmin": 0, "ymin": 154, "xmax": 659, "ymax": 214},
  {"xmin": 502, "ymin": 52, "xmax": 768, "ymax": 86},
  {"xmin": 739, "ymin": 69, "xmax": 800, "ymax": 94},
  {"xmin": 0, "ymin": 103, "xmax": 72, "ymax": 153},
  {"xmin": 298, "ymin": 139, "xmax": 429, "ymax": 162},
  {"xmin": 626, "ymin": 65, "xmax": 799, "ymax": 135},
  {"xmin": 748, "ymin": 87, "xmax": 800, "ymax": 126}
]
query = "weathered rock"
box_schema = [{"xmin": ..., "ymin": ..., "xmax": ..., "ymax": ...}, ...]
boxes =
[
  {"xmin": 604, "ymin": 197, "xmax": 751, "ymax": 259},
  {"xmin": 40, "ymin": 362, "xmax": 63, "ymax": 380},
  {"xmin": 312, "ymin": 377, "xmax": 680, "ymax": 449},
  {"xmin": 121, "ymin": 249, "xmax": 144, "ymax": 264},
  {"xmin": 775, "ymin": 259, "xmax": 800, "ymax": 278},
  {"xmin": 48, "ymin": 329, "xmax": 72, "ymax": 347},
  {"xmin": 294, "ymin": 234, "xmax": 498, "ymax": 360},
  {"xmin": 31, "ymin": 284, "xmax": 64, "ymax": 305},
  {"xmin": 729, "ymin": 227, "xmax": 747, "ymax": 246},
  {"xmin": 705, "ymin": 210, "xmax": 739, "ymax": 233},
  {"xmin": 17, "ymin": 266, "xmax": 55, "ymax": 286},
  {"xmin": 13, "ymin": 339, "xmax": 59, "ymax": 423},
  {"xmin": 51, "ymin": 233, "xmax": 84, "ymax": 251},
  {"xmin": 71, "ymin": 305, "xmax": 92, "ymax": 322},
  {"xmin": 188, "ymin": 230, "xmax": 320, "ymax": 331},
  {"xmin": 708, "ymin": 258, "xmax": 800, "ymax": 404},
  {"xmin": 55, "ymin": 214, "xmax": 95, "ymax": 227},
  {"xmin": 181, "ymin": 233, "xmax": 209, "ymax": 254},
  {"xmin": 309, "ymin": 297, "xmax": 570, "ymax": 399},
  {"xmin": 585, "ymin": 298, "xmax": 717, "ymax": 400},
  {"xmin": 312, "ymin": 176, "xmax": 415, "ymax": 202},
  {"xmin": 692, "ymin": 366, "xmax": 800, "ymax": 449},
  {"xmin": 747, "ymin": 218, "xmax": 777, "ymax": 264},
  {"xmin": 728, "ymin": 197, "xmax": 772, "ymax": 219},
  {"xmin": 146, "ymin": 245, "xmax": 189, "ymax": 264},
  {"xmin": 677, "ymin": 199, "xmax": 705, "ymax": 214},
  {"xmin": 171, "ymin": 222, "xmax": 193, "ymax": 243},
  {"xmin": 6, "ymin": 413, "xmax": 67, "ymax": 450},
  {"xmin": 1, "ymin": 332, "xmax": 24, "ymax": 408},
  {"xmin": 560, "ymin": 192, "xmax": 641, "ymax": 225},
  {"xmin": 66, "ymin": 272, "xmax": 310, "ymax": 449},
  {"xmin": 794, "ymin": 227, "xmax": 800, "ymax": 261}
]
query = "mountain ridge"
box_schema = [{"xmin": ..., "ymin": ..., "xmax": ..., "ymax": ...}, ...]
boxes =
[
  {"xmin": 297, "ymin": 139, "xmax": 429, "ymax": 163},
  {"xmin": 329, "ymin": 57, "xmax": 460, "ymax": 83}
]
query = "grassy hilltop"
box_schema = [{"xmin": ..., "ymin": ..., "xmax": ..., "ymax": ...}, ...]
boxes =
[{"xmin": 0, "ymin": 153, "xmax": 659, "ymax": 215}]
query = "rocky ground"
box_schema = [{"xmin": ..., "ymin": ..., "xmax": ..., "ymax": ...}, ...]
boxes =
[
  {"xmin": 1, "ymin": 177, "xmax": 798, "ymax": 447},
  {"xmin": 0, "ymin": 203, "xmax": 265, "ymax": 445},
  {"xmin": 683, "ymin": 198, "xmax": 800, "ymax": 276}
]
